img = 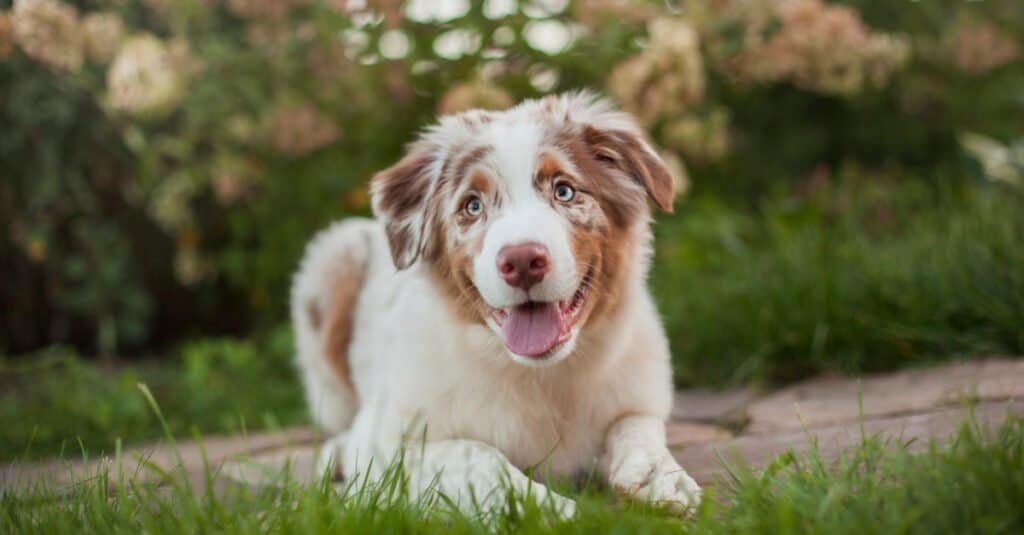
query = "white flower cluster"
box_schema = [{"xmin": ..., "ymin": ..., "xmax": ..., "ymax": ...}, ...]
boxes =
[
  {"xmin": 961, "ymin": 133, "xmax": 1024, "ymax": 188},
  {"xmin": 607, "ymin": 18, "xmax": 705, "ymax": 126},
  {"xmin": 951, "ymin": 20, "xmax": 1019, "ymax": 76},
  {"xmin": 722, "ymin": 0, "xmax": 911, "ymax": 96},
  {"xmin": 211, "ymin": 153, "xmax": 258, "ymax": 205},
  {"xmin": 10, "ymin": 0, "xmax": 84, "ymax": 71},
  {"xmin": 3, "ymin": 1, "xmax": 126, "ymax": 68},
  {"xmin": 106, "ymin": 34, "xmax": 188, "ymax": 119},
  {"xmin": 270, "ymin": 101, "xmax": 340, "ymax": 157},
  {"xmin": 82, "ymin": 12, "xmax": 124, "ymax": 62},
  {"xmin": 662, "ymin": 107, "xmax": 731, "ymax": 165}
]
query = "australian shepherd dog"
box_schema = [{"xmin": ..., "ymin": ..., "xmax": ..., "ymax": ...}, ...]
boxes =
[{"xmin": 290, "ymin": 92, "xmax": 700, "ymax": 516}]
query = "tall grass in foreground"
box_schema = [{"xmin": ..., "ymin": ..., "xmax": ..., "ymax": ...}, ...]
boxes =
[
  {"xmin": 3, "ymin": 412, "xmax": 1023, "ymax": 534},
  {"xmin": 654, "ymin": 181, "xmax": 1024, "ymax": 385}
]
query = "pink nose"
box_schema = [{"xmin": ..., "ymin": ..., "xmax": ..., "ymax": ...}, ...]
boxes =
[{"xmin": 497, "ymin": 242, "xmax": 550, "ymax": 290}]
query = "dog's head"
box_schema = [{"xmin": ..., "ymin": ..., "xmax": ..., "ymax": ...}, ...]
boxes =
[{"xmin": 371, "ymin": 92, "xmax": 674, "ymax": 367}]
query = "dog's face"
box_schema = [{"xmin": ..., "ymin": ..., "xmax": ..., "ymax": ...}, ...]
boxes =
[{"xmin": 371, "ymin": 92, "xmax": 674, "ymax": 367}]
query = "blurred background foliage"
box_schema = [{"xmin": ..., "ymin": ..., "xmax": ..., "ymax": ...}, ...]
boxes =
[
  {"xmin": 1, "ymin": 0, "xmax": 1022, "ymax": 387},
  {"xmin": 0, "ymin": 328, "xmax": 304, "ymax": 459}
]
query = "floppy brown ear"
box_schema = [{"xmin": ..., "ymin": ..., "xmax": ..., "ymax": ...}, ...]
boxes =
[
  {"xmin": 370, "ymin": 149, "xmax": 440, "ymax": 270},
  {"xmin": 582, "ymin": 125, "xmax": 675, "ymax": 213}
]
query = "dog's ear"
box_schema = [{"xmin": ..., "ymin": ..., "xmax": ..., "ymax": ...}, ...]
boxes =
[
  {"xmin": 582, "ymin": 124, "xmax": 674, "ymax": 213},
  {"xmin": 550, "ymin": 91, "xmax": 674, "ymax": 212},
  {"xmin": 370, "ymin": 148, "xmax": 441, "ymax": 270}
]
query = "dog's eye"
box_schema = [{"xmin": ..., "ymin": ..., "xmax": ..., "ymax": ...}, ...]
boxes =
[
  {"xmin": 554, "ymin": 183, "xmax": 575, "ymax": 203},
  {"xmin": 464, "ymin": 196, "xmax": 484, "ymax": 217}
]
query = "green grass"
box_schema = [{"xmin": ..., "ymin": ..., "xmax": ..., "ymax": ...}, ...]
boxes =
[
  {"xmin": 3, "ymin": 410, "xmax": 1022, "ymax": 534},
  {"xmin": 653, "ymin": 179, "xmax": 1024, "ymax": 385},
  {"xmin": 0, "ymin": 329, "xmax": 305, "ymax": 462}
]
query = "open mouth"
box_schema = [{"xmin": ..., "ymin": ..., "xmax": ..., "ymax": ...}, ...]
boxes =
[{"xmin": 489, "ymin": 267, "xmax": 593, "ymax": 359}]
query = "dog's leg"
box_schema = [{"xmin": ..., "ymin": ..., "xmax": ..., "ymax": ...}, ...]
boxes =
[
  {"xmin": 324, "ymin": 424, "xmax": 575, "ymax": 517},
  {"xmin": 601, "ymin": 415, "xmax": 701, "ymax": 514},
  {"xmin": 407, "ymin": 439, "xmax": 576, "ymax": 517}
]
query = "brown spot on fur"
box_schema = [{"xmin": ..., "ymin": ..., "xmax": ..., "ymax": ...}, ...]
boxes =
[
  {"xmin": 373, "ymin": 153, "xmax": 432, "ymax": 219},
  {"xmin": 582, "ymin": 125, "xmax": 674, "ymax": 213},
  {"xmin": 430, "ymin": 223, "xmax": 488, "ymax": 326},
  {"xmin": 467, "ymin": 169, "xmax": 492, "ymax": 194},
  {"xmin": 453, "ymin": 146, "xmax": 492, "ymax": 186},
  {"xmin": 384, "ymin": 222, "xmax": 413, "ymax": 267},
  {"xmin": 372, "ymin": 151, "xmax": 443, "ymax": 269},
  {"xmin": 322, "ymin": 268, "xmax": 364, "ymax": 397},
  {"xmin": 573, "ymin": 217, "xmax": 635, "ymax": 327},
  {"xmin": 307, "ymin": 300, "xmax": 322, "ymax": 331},
  {"xmin": 559, "ymin": 128, "xmax": 647, "ymax": 227},
  {"xmin": 458, "ymin": 110, "xmax": 496, "ymax": 126},
  {"xmin": 434, "ymin": 144, "xmax": 488, "ymax": 211},
  {"xmin": 534, "ymin": 152, "xmax": 566, "ymax": 187}
]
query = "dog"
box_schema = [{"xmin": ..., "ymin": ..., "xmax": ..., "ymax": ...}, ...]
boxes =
[{"xmin": 290, "ymin": 91, "xmax": 701, "ymax": 516}]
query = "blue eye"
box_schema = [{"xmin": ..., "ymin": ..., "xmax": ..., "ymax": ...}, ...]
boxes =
[
  {"xmin": 465, "ymin": 196, "xmax": 484, "ymax": 216},
  {"xmin": 554, "ymin": 183, "xmax": 575, "ymax": 202}
]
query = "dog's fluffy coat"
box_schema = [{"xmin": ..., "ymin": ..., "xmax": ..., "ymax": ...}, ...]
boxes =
[{"xmin": 291, "ymin": 92, "xmax": 700, "ymax": 515}]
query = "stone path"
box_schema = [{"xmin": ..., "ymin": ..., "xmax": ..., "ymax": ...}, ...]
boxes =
[{"xmin": 3, "ymin": 358, "xmax": 1022, "ymax": 494}]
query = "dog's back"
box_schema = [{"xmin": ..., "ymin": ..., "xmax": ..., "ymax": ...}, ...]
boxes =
[{"xmin": 290, "ymin": 218, "xmax": 377, "ymax": 433}]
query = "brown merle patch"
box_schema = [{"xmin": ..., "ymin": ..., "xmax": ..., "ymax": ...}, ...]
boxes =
[
  {"xmin": 581, "ymin": 125, "xmax": 674, "ymax": 214},
  {"xmin": 321, "ymin": 267, "xmax": 364, "ymax": 398}
]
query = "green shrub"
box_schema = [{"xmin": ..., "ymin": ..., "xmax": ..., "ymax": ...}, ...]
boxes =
[
  {"xmin": 654, "ymin": 178, "xmax": 1024, "ymax": 385},
  {"xmin": 0, "ymin": 327, "xmax": 305, "ymax": 461}
]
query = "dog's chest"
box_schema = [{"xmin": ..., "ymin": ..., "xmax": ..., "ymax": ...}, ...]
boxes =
[{"xmin": 418, "ymin": 374, "xmax": 609, "ymax": 476}]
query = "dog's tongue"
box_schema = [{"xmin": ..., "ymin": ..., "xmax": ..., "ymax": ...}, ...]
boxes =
[{"xmin": 501, "ymin": 302, "xmax": 563, "ymax": 357}]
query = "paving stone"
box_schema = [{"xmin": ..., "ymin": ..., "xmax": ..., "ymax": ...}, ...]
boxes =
[
  {"xmin": 671, "ymin": 387, "xmax": 759, "ymax": 425},
  {"xmin": 746, "ymin": 358, "xmax": 1024, "ymax": 433},
  {"xmin": 0, "ymin": 427, "xmax": 318, "ymax": 496},
  {"xmin": 220, "ymin": 445, "xmax": 319, "ymax": 489},
  {"xmin": 666, "ymin": 422, "xmax": 732, "ymax": 447},
  {"xmin": 221, "ymin": 424, "xmax": 734, "ymax": 490},
  {"xmin": 675, "ymin": 400, "xmax": 1022, "ymax": 485}
]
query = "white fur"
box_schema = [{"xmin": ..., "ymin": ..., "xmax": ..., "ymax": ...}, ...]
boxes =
[
  {"xmin": 474, "ymin": 203, "xmax": 578, "ymax": 307},
  {"xmin": 291, "ymin": 92, "xmax": 700, "ymax": 516}
]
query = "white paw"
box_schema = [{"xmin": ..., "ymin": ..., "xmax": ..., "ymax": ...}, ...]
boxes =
[
  {"xmin": 501, "ymin": 487, "xmax": 574, "ymax": 520},
  {"xmin": 315, "ymin": 433, "xmax": 348, "ymax": 481},
  {"xmin": 544, "ymin": 491, "xmax": 577, "ymax": 519},
  {"xmin": 609, "ymin": 449, "xmax": 701, "ymax": 515}
]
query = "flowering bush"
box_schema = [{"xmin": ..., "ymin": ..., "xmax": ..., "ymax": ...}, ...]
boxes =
[
  {"xmin": 607, "ymin": 17, "xmax": 705, "ymax": 125},
  {"xmin": 10, "ymin": 0, "xmax": 83, "ymax": 71},
  {"xmin": 706, "ymin": 0, "xmax": 911, "ymax": 96},
  {"xmin": 0, "ymin": 0, "xmax": 1021, "ymax": 356}
]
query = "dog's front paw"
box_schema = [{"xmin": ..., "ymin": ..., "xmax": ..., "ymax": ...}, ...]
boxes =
[
  {"xmin": 544, "ymin": 491, "xmax": 577, "ymax": 519},
  {"xmin": 609, "ymin": 449, "xmax": 701, "ymax": 515}
]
